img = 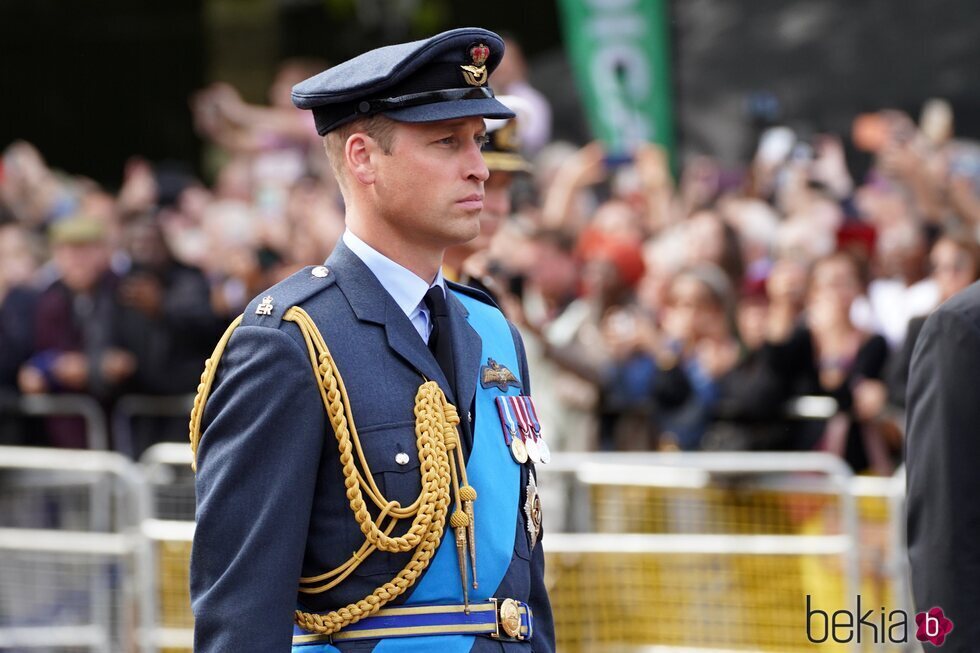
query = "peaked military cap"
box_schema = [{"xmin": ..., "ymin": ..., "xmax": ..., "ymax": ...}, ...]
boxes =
[
  {"xmin": 292, "ymin": 27, "xmax": 516, "ymax": 136},
  {"xmin": 483, "ymin": 95, "xmax": 533, "ymax": 173}
]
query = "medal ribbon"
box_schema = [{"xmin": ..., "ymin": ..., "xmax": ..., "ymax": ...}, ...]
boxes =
[
  {"xmin": 495, "ymin": 396, "xmax": 518, "ymax": 444},
  {"xmin": 522, "ymin": 396, "xmax": 542, "ymax": 438},
  {"xmin": 510, "ymin": 396, "xmax": 535, "ymax": 443}
]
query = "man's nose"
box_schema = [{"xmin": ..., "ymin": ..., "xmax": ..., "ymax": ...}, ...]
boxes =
[{"xmin": 464, "ymin": 140, "xmax": 490, "ymax": 182}]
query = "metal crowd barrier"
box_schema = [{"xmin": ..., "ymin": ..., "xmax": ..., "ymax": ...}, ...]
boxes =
[
  {"xmin": 136, "ymin": 446, "xmax": 912, "ymax": 653},
  {"xmin": 0, "ymin": 440, "xmax": 913, "ymax": 653},
  {"xmin": 111, "ymin": 395, "xmax": 195, "ymax": 460},
  {"xmin": 137, "ymin": 445, "xmax": 198, "ymax": 650},
  {"xmin": 0, "ymin": 394, "xmax": 109, "ymax": 450},
  {"xmin": 0, "ymin": 446, "xmax": 153, "ymax": 653},
  {"xmin": 537, "ymin": 453, "xmax": 865, "ymax": 652}
]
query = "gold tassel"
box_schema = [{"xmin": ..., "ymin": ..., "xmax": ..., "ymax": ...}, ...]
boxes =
[
  {"xmin": 451, "ymin": 510, "xmax": 470, "ymax": 611},
  {"xmin": 460, "ymin": 485, "xmax": 478, "ymax": 588}
]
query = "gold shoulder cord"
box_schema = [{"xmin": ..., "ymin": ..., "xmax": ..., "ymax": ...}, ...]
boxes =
[{"xmin": 189, "ymin": 307, "xmax": 479, "ymax": 635}]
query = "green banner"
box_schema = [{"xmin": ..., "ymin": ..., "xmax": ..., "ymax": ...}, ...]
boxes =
[{"xmin": 558, "ymin": 0, "xmax": 675, "ymax": 158}]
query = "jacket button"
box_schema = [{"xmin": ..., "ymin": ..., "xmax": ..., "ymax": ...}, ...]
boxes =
[{"xmin": 395, "ymin": 452, "xmax": 410, "ymax": 466}]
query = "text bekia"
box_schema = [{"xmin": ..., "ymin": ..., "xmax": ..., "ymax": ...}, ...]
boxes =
[{"xmin": 806, "ymin": 595, "xmax": 907, "ymax": 644}]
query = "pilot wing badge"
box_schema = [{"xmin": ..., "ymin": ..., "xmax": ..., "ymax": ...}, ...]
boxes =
[{"xmin": 480, "ymin": 357, "xmax": 521, "ymax": 392}]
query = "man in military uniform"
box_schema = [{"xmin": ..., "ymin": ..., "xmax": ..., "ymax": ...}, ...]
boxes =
[
  {"xmin": 443, "ymin": 95, "xmax": 533, "ymax": 301},
  {"xmin": 190, "ymin": 28, "xmax": 556, "ymax": 652}
]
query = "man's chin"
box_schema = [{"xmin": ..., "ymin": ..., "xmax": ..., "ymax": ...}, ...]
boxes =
[{"xmin": 447, "ymin": 212, "xmax": 483, "ymax": 244}]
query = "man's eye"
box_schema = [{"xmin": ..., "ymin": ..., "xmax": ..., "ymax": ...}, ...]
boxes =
[
  {"xmin": 438, "ymin": 136, "xmax": 457, "ymax": 145},
  {"xmin": 475, "ymin": 134, "xmax": 489, "ymax": 149}
]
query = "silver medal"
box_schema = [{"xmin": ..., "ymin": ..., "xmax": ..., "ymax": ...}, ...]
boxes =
[{"xmin": 524, "ymin": 434, "xmax": 541, "ymax": 464}]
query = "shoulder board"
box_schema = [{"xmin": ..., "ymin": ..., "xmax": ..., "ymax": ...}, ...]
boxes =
[
  {"xmin": 242, "ymin": 265, "xmax": 336, "ymax": 328},
  {"xmin": 446, "ymin": 279, "xmax": 500, "ymax": 310}
]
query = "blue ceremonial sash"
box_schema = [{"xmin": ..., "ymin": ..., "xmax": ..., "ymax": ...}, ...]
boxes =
[{"xmin": 373, "ymin": 292, "xmax": 522, "ymax": 653}]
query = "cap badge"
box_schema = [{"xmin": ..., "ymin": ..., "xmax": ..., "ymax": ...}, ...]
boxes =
[{"xmin": 461, "ymin": 42, "xmax": 490, "ymax": 87}]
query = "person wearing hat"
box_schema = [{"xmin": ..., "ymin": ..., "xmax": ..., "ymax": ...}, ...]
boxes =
[
  {"xmin": 190, "ymin": 28, "xmax": 555, "ymax": 653},
  {"xmin": 444, "ymin": 95, "xmax": 533, "ymax": 302},
  {"xmin": 17, "ymin": 216, "xmax": 137, "ymax": 447}
]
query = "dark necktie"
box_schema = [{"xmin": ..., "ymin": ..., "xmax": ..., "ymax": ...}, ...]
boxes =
[
  {"xmin": 424, "ymin": 286, "xmax": 457, "ymax": 399},
  {"xmin": 424, "ymin": 286, "xmax": 473, "ymax": 456}
]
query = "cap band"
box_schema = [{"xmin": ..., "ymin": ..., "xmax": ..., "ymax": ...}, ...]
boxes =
[{"xmin": 355, "ymin": 86, "xmax": 495, "ymax": 116}]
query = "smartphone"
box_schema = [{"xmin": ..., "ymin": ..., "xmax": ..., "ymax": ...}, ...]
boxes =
[{"xmin": 603, "ymin": 152, "xmax": 635, "ymax": 168}]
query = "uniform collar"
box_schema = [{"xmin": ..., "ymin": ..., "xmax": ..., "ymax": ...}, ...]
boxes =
[{"xmin": 342, "ymin": 230, "xmax": 446, "ymax": 320}]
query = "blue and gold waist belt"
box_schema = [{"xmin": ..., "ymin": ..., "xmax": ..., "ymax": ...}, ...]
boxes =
[{"xmin": 292, "ymin": 598, "xmax": 533, "ymax": 645}]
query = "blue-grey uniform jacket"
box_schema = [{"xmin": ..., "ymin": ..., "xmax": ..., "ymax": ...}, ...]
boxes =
[{"xmin": 191, "ymin": 240, "xmax": 555, "ymax": 652}]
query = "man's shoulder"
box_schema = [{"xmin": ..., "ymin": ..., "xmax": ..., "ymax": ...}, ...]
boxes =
[
  {"xmin": 927, "ymin": 281, "xmax": 980, "ymax": 333},
  {"xmin": 447, "ymin": 279, "xmax": 521, "ymax": 332},
  {"xmin": 913, "ymin": 282, "xmax": 980, "ymax": 366},
  {"xmin": 446, "ymin": 279, "xmax": 527, "ymax": 355},
  {"xmin": 241, "ymin": 265, "xmax": 339, "ymax": 329},
  {"xmin": 447, "ymin": 279, "xmax": 500, "ymax": 310}
]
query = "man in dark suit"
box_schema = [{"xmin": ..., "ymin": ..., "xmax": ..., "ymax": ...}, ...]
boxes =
[
  {"xmin": 190, "ymin": 28, "xmax": 555, "ymax": 652},
  {"xmin": 906, "ymin": 278, "xmax": 980, "ymax": 651}
]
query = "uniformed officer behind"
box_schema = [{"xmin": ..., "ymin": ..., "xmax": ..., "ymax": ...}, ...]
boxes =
[
  {"xmin": 189, "ymin": 28, "xmax": 556, "ymax": 653},
  {"xmin": 445, "ymin": 95, "xmax": 534, "ymax": 302}
]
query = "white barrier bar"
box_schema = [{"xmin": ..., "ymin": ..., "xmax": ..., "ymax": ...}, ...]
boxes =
[
  {"xmin": 0, "ymin": 527, "xmax": 135, "ymax": 556},
  {"xmin": 142, "ymin": 518, "xmax": 196, "ymax": 542},
  {"xmin": 139, "ymin": 442, "xmax": 195, "ymax": 468},
  {"xmin": 551, "ymin": 451, "xmax": 854, "ymax": 478},
  {"xmin": 138, "ymin": 446, "xmax": 856, "ymax": 477},
  {"xmin": 141, "ymin": 521, "xmax": 852, "ymax": 556},
  {"xmin": 544, "ymin": 533, "xmax": 853, "ymax": 556},
  {"xmin": 0, "ymin": 625, "xmax": 108, "ymax": 648},
  {"xmin": 151, "ymin": 627, "xmax": 194, "ymax": 649},
  {"xmin": 1, "ymin": 445, "xmax": 132, "ymax": 476}
]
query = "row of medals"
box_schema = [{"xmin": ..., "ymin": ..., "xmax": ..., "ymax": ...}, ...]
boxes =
[{"xmin": 495, "ymin": 395, "xmax": 551, "ymax": 465}]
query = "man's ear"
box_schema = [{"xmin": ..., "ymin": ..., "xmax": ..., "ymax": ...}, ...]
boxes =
[{"xmin": 345, "ymin": 133, "xmax": 377, "ymax": 186}]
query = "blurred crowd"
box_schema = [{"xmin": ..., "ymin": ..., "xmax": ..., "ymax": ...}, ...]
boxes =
[{"xmin": 3, "ymin": 41, "xmax": 980, "ymax": 474}]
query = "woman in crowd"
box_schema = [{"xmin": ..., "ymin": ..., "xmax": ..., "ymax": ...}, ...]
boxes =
[{"xmin": 761, "ymin": 252, "xmax": 891, "ymax": 472}]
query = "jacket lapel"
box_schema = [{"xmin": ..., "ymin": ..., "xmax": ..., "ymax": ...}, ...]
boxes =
[
  {"xmin": 445, "ymin": 290, "xmax": 482, "ymax": 420},
  {"xmin": 326, "ymin": 241, "xmax": 454, "ymax": 400}
]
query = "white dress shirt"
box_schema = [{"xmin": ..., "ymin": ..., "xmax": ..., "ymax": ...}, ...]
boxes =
[{"xmin": 342, "ymin": 230, "xmax": 446, "ymax": 343}]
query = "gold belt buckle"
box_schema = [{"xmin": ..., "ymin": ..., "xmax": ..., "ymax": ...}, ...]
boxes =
[{"xmin": 490, "ymin": 597, "xmax": 523, "ymax": 640}]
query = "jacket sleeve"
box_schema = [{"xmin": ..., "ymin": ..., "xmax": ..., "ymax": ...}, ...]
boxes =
[
  {"xmin": 906, "ymin": 307, "xmax": 980, "ymax": 651},
  {"xmin": 191, "ymin": 324, "xmax": 325, "ymax": 652},
  {"xmin": 510, "ymin": 321, "xmax": 556, "ymax": 653}
]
